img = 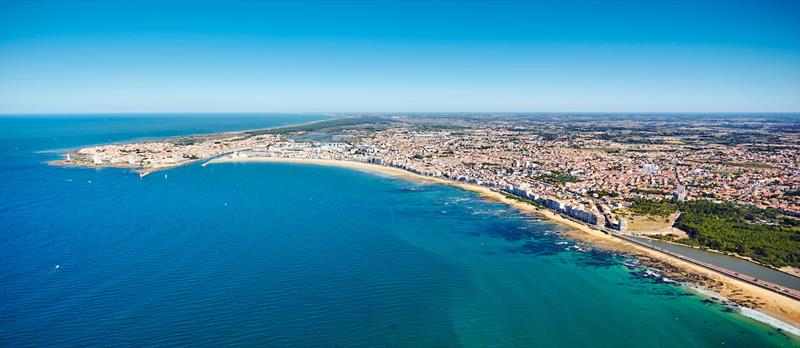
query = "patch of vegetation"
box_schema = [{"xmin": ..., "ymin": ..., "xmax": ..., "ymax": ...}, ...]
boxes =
[
  {"xmin": 246, "ymin": 117, "xmax": 387, "ymax": 135},
  {"xmin": 649, "ymin": 233, "xmax": 680, "ymax": 242},
  {"xmin": 630, "ymin": 198, "xmax": 800, "ymax": 267},
  {"xmin": 534, "ymin": 171, "xmax": 581, "ymax": 185},
  {"xmin": 627, "ymin": 198, "xmax": 678, "ymax": 217},
  {"xmin": 588, "ymin": 190, "xmax": 619, "ymax": 198},
  {"xmin": 674, "ymin": 200, "xmax": 800, "ymax": 267},
  {"xmin": 630, "ymin": 188, "xmax": 670, "ymax": 196},
  {"xmin": 715, "ymin": 161, "xmax": 774, "ymax": 169}
]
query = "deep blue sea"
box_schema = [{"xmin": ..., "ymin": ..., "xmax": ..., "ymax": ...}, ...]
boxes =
[{"xmin": 0, "ymin": 114, "xmax": 797, "ymax": 347}]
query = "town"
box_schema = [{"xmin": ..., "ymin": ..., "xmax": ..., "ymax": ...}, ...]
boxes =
[
  {"xmin": 51, "ymin": 113, "xmax": 800, "ymax": 297},
  {"xmin": 55, "ymin": 114, "xmax": 800, "ymax": 221}
]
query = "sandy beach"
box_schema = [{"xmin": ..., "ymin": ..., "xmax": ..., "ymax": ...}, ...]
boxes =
[{"xmin": 206, "ymin": 156, "xmax": 800, "ymax": 331}]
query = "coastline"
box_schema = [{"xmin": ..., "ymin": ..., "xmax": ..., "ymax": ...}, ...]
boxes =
[
  {"xmin": 45, "ymin": 115, "xmax": 341, "ymax": 174},
  {"xmin": 205, "ymin": 156, "xmax": 800, "ymax": 333},
  {"xmin": 627, "ymin": 234, "xmax": 800, "ymax": 278}
]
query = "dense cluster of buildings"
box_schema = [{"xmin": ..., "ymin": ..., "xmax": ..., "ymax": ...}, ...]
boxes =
[
  {"xmin": 348, "ymin": 120, "xmax": 799, "ymax": 215},
  {"xmin": 59, "ymin": 116, "xmax": 800, "ymax": 221},
  {"xmin": 66, "ymin": 134, "xmax": 280, "ymax": 168}
]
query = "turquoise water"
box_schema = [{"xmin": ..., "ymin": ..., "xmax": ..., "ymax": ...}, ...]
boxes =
[
  {"xmin": 1, "ymin": 115, "xmax": 797, "ymax": 346},
  {"xmin": 631, "ymin": 237, "xmax": 800, "ymax": 291}
]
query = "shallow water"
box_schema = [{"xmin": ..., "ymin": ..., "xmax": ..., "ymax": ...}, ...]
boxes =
[{"xmin": 1, "ymin": 115, "xmax": 797, "ymax": 347}]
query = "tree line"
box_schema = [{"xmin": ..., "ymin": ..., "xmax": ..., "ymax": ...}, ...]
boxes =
[{"xmin": 629, "ymin": 198, "xmax": 800, "ymax": 268}]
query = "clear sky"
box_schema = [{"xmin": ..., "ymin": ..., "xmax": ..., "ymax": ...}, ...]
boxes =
[{"xmin": 1, "ymin": 0, "xmax": 798, "ymax": 113}]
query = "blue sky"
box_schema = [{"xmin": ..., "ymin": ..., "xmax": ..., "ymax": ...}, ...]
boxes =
[{"xmin": 1, "ymin": 0, "xmax": 798, "ymax": 113}]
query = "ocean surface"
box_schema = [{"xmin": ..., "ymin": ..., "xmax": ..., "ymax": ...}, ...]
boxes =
[{"xmin": 1, "ymin": 114, "xmax": 797, "ymax": 347}]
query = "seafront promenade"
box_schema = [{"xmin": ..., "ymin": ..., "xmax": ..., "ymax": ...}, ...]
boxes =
[
  {"xmin": 502, "ymin": 179, "xmax": 800, "ymax": 300},
  {"xmin": 209, "ymin": 155, "xmax": 800, "ymax": 305},
  {"xmin": 477, "ymin": 169, "xmax": 800, "ymax": 302},
  {"xmin": 614, "ymin": 235, "xmax": 800, "ymax": 301},
  {"xmin": 487, "ymin": 172, "xmax": 800, "ymax": 302}
]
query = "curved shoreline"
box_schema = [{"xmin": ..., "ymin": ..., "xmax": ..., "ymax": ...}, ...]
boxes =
[{"xmin": 205, "ymin": 156, "xmax": 800, "ymax": 333}]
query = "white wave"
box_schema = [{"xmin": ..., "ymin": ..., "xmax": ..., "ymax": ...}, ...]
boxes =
[
  {"xmin": 686, "ymin": 285, "xmax": 799, "ymax": 337},
  {"xmin": 739, "ymin": 307, "xmax": 800, "ymax": 337}
]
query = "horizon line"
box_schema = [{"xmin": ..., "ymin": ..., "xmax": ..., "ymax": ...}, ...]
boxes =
[{"xmin": 2, "ymin": 111, "xmax": 799, "ymax": 116}]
